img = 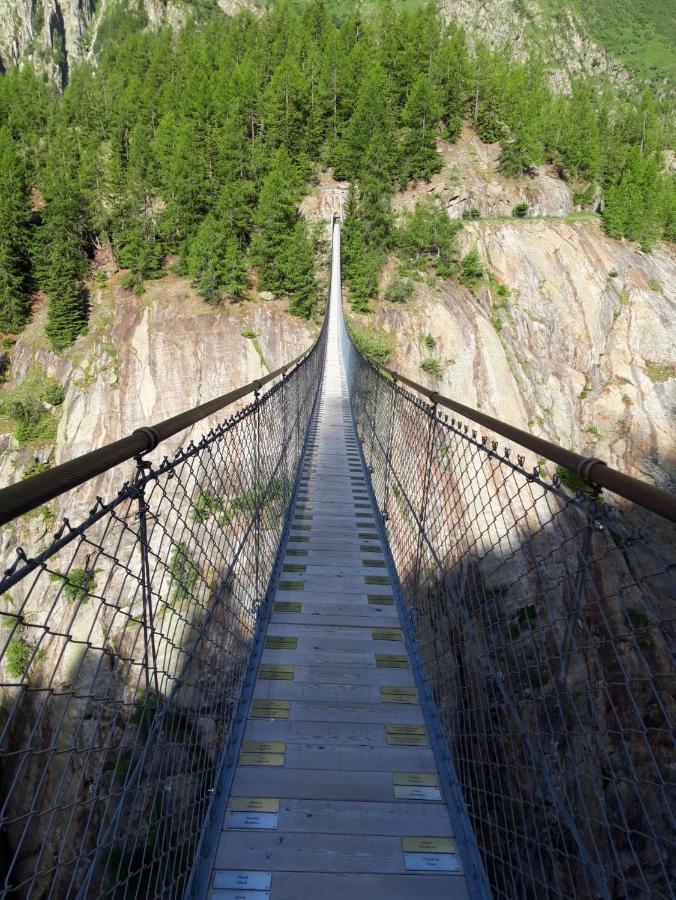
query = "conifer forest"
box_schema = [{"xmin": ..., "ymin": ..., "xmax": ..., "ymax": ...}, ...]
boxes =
[{"xmin": 0, "ymin": 0, "xmax": 673, "ymax": 349}]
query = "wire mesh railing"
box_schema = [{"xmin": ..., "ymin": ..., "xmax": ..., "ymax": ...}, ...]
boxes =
[
  {"xmin": 0, "ymin": 325, "xmax": 326, "ymax": 899},
  {"xmin": 343, "ymin": 323, "xmax": 675, "ymax": 900}
]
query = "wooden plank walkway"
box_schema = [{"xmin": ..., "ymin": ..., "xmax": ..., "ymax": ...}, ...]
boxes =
[{"xmin": 206, "ymin": 224, "xmax": 471, "ymax": 899}]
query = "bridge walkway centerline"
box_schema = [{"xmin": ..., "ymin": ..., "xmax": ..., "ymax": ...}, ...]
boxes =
[{"xmin": 201, "ymin": 223, "xmax": 473, "ymax": 899}]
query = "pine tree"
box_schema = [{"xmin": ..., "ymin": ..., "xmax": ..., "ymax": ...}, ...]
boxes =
[
  {"xmin": 432, "ymin": 26, "xmax": 471, "ymax": 141},
  {"xmin": 40, "ymin": 186, "xmax": 91, "ymax": 350},
  {"xmin": 342, "ymin": 190, "xmax": 380, "ymax": 312},
  {"xmin": 261, "ymin": 56, "xmax": 310, "ymax": 155},
  {"xmin": 333, "ymin": 63, "xmax": 394, "ymax": 180},
  {"xmin": 112, "ymin": 191, "xmax": 163, "ymax": 293},
  {"xmin": 44, "ymin": 274, "xmax": 89, "ymax": 351},
  {"xmin": 498, "ymin": 125, "xmax": 540, "ymax": 177},
  {"xmin": 604, "ymin": 150, "xmax": 664, "ymax": 251},
  {"xmin": 250, "ymin": 150, "xmax": 299, "ymax": 293},
  {"xmin": 283, "ymin": 222, "xmax": 317, "ymax": 319},
  {"xmin": 397, "ymin": 200, "xmax": 461, "ymax": 275},
  {"xmin": 0, "ymin": 128, "xmax": 32, "ymax": 332},
  {"xmin": 160, "ymin": 118, "xmax": 211, "ymax": 251},
  {"xmin": 400, "ymin": 74, "xmax": 442, "ymax": 184},
  {"xmin": 187, "ymin": 214, "xmax": 248, "ymax": 303},
  {"xmin": 559, "ymin": 82, "xmax": 602, "ymax": 182},
  {"xmin": 0, "ymin": 240, "xmax": 29, "ymax": 334},
  {"xmin": 358, "ymin": 147, "xmax": 395, "ymax": 247}
]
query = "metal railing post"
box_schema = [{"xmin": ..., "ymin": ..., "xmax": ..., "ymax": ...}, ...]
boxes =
[
  {"xmin": 367, "ymin": 367, "xmax": 380, "ymax": 470},
  {"xmin": 254, "ymin": 391, "xmax": 261, "ymax": 604},
  {"xmin": 281, "ymin": 371, "xmax": 289, "ymax": 491},
  {"xmin": 382, "ymin": 378, "xmax": 398, "ymax": 522},
  {"xmin": 135, "ymin": 458, "xmax": 160, "ymax": 701},
  {"xmin": 295, "ymin": 370, "xmax": 301, "ymax": 468},
  {"xmin": 412, "ymin": 401, "xmax": 439, "ymax": 602}
]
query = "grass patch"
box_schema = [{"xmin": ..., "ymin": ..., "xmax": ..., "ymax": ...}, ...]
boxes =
[
  {"xmin": 191, "ymin": 490, "xmax": 226, "ymax": 523},
  {"xmin": 191, "ymin": 476, "xmax": 292, "ymax": 529},
  {"xmin": 168, "ymin": 543, "xmax": 200, "ymax": 606},
  {"xmin": 582, "ymin": 425, "xmax": 602, "ymax": 438},
  {"xmin": 22, "ymin": 458, "xmax": 51, "ymax": 479},
  {"xmin": 458, "ymin": 249, "xmax": 484, "ymax": 292},
  {"xmin": 5, "ymin": 637, "xmax": 32, "ymax": 678},
  {"xmin": 579, "ymin": 379, "xmax": 592, "ymax": 400},
  {"xmin": 346, "ymin": 319, "xmax": 393, "ymax": 367},
  {"xmin": 509, "ymin": 603, "xmax": 537, "ymax": 640},
  {"xmin": 50, "ymin": 568, "xmax": 96, "ymax": 604},
  {"xmin": 0, "ymin": 367, "xmax": 65, "ymax": 447},
  {"xmin": 420, "ymin": 358, "xmax": 443, "ymax": 378},
  {"xmin": 242, "ymin": 328, "xmax": 268, "ymax": 371},
  {"xmin": 555, "ymin": 465, "xmax": 599, "ymax": 496},
  {"xmin": 645, "ymin": 360, "xmax": 674, "ymax": 383},
  {"xmin": 3, "ymin": 622, "xmax": 44, "ymax": 679}
]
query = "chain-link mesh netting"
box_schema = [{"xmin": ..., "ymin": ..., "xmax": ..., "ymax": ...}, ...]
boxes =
[
  {"xmin": 0, "ymin": 331, "xmax": 325, "ymax": 900},
  {"xmin": 345, "ymin": 337, "xmax": 674, "ymax": 900}
]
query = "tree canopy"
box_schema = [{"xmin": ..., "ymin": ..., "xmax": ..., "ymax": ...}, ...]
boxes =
[{"xmin": 0, "ymin": 1, "xmax": 672, "ymax": 347}]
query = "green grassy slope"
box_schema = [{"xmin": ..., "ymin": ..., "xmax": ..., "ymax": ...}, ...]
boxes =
[
  {"xmin": 494, "ymin": 0, "xmax": 671, "ymax": 87},
  {"xmin": 541, "ymin": 0, "xmax": 675, "ymax": 86}
]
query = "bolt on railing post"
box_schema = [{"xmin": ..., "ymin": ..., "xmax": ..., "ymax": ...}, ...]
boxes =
[{"xmin": 135, "ymin": 458, "xmax": 160, "ymax": 700}]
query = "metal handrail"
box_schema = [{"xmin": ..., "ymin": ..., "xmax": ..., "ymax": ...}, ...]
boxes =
[
  {"xmin": 0, "ymin": 337, "xmax": 323, "ymax": 527},
  {"xmin": 375, "ymin": 364, "xmax": 676, "ymax": 524}
]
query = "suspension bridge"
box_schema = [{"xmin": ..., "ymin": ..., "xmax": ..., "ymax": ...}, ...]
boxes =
[{"xmin": 0, "ymin": 219, "xmax": 674, "ymax": 900}]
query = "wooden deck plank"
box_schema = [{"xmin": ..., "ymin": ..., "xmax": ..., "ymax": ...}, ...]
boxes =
[{"xmin": 214, "ymin": 832, "xmax": 458, "ymax": 875}]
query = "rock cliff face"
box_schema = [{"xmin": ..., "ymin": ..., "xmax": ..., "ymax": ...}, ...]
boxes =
[
  {"xmin": 0, "ymin": 273, "xmax": 316, "ymax": 530},
  {"xmin": 0, "ymin": 0, "xmax": 257, "ymax": 85},
  {"xmin": 396, "ymin": 128, "xmax": 575, "ymax": 220},
  {"xmin": 437, "ymin": 0, "xmax": 628, "ymax": 91},
  {"xmin": 373, "ymin": 221, "xmax": 675, "ymax": 493}
]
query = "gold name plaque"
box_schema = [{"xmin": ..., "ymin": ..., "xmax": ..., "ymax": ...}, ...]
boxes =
[
  {"xmin": 372, "ymin": 629, "xmax": 402, "ymax": 641},
  {"xmin": 251, "ymin": 699, "xmax": 291, "ymax": 719},
  {"xmin": 375, "ymin": 655, "xmax": 410, "ymax": 669},
  {"xmin": 265, "ymin": 637, "xmax": 298, "ymax": 650},
  {"xmin": 259, "ymin": 665, "xmax": 294, "ymax": 681},
  {"xmin": 379, "ymin": 687, "xmax": 417, "ymax": 704}
]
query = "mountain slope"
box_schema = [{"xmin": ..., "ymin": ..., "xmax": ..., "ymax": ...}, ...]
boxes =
[
  {"xmin": 437, "ymin": 0, "xmax": 674, "ymax": 91},
  {"xmin": 544, "ymin": 0, "xmax": 675, "ymax": 87},
  {"xmin": 0, "ymin": 0, "xmax": 258, "ymax": 86},
  {"xmin": 1, "ymin": 0, "xmax": 674, "ymax": 90},
  {"xmin": 335, "ymin": 134, "xmax": 675, "ymax": 493}
]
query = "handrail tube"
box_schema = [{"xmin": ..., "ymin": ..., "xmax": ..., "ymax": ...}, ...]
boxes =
[
  {"xmin": 380, "ymin": 365, "xmax": 676, "ymax": 524},
  {"xmin": 0, "ymin": 348, "xmax": 314, "ymax": 527}
]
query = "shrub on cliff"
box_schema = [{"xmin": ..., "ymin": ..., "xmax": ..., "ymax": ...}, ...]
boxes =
[
  {"xmin": 397, "ymin": 200, "xmax": 461, "ymax": 277},
  {"xmin": 459, "ymin": 249, "xmax": 485, "ymax": 291}
]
